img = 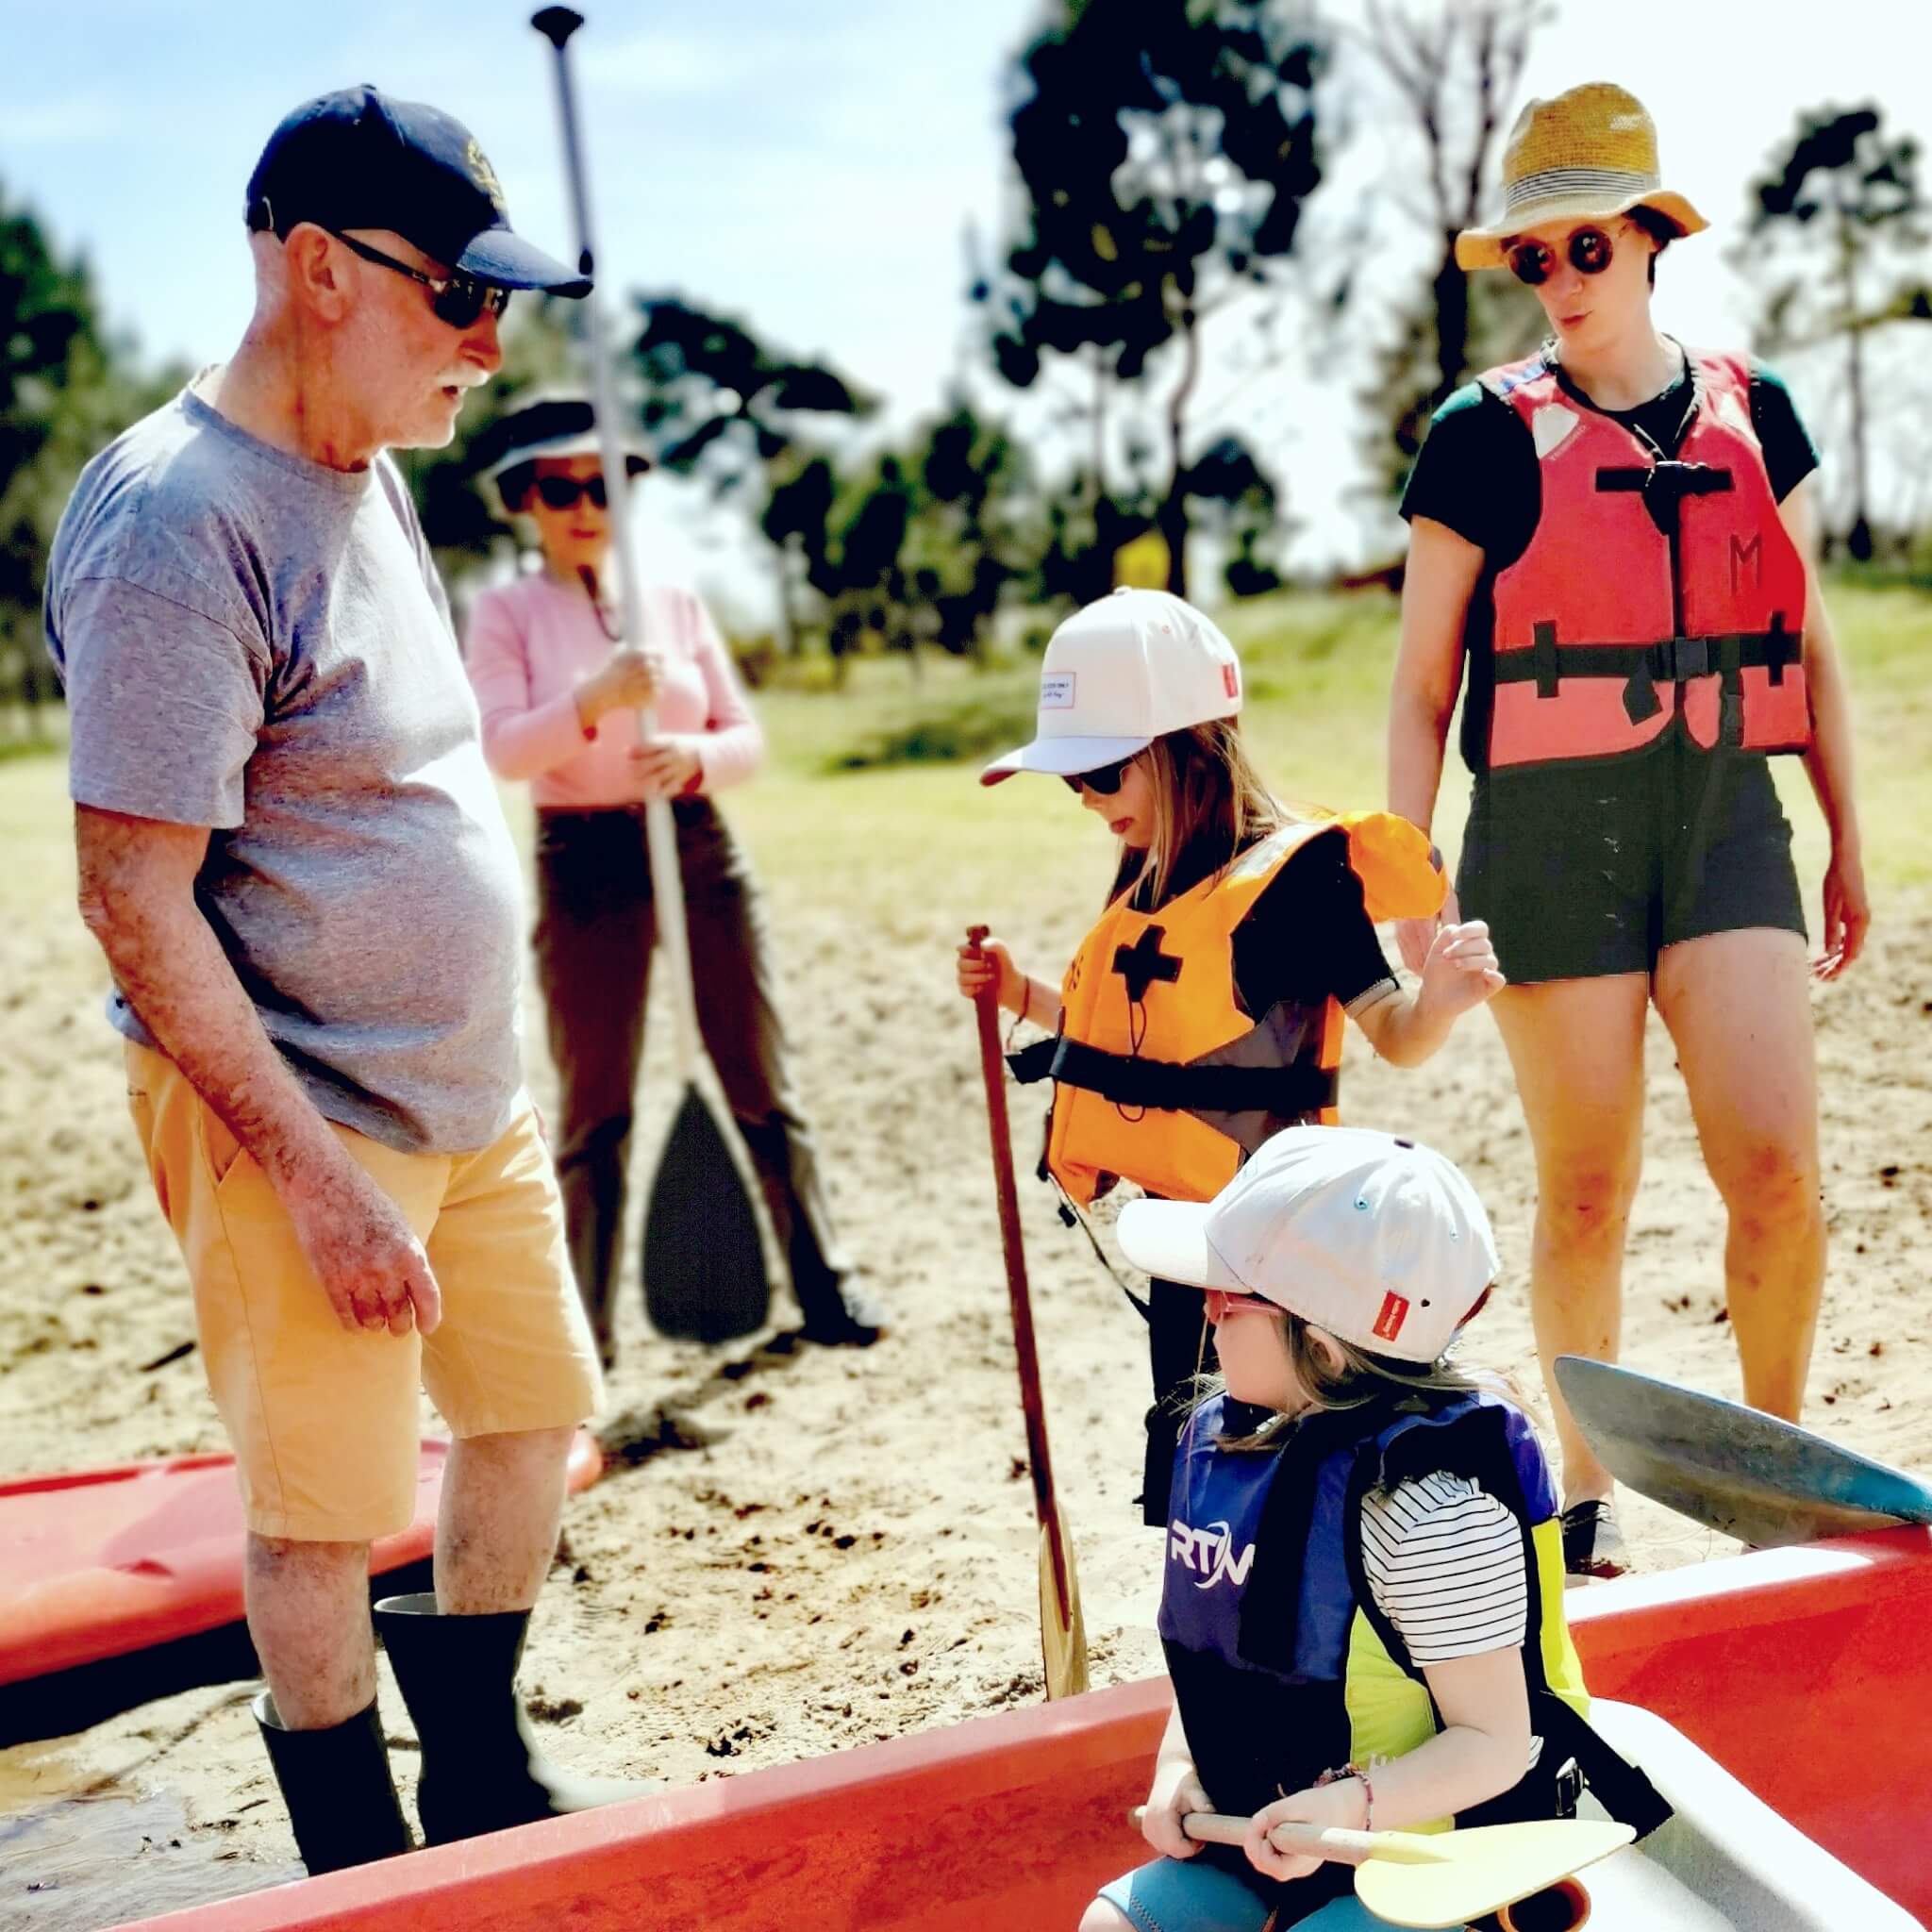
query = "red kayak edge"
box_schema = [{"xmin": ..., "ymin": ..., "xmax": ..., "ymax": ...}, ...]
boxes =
[
  {"xmin": 100, "ymin": 1525, "xmax": 1932, "ymax": 1932},
  {"xmin": 0, "ymin": 1430, "xmax": 603, "ymax": 1687}
]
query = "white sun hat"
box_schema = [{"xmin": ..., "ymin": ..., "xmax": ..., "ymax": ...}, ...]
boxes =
[
  {"xmin": 1116, "ymin": 1125, "xmax": 1500, "ymax": 1366},
  {"xmin": 474, "ymin": 390, "xmax": 651, "ymax": 493},
  {"xmin": 980, "ymin": 587, "xmax": 1243, "ymax": 786}
]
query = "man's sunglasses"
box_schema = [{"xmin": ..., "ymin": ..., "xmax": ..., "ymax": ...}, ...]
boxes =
[
  {"xmin": 532, "ymin": 475, "xmax": 608, "ymax": 511},
  {"xmin": 1062, "ymin": 756, "xmax": 1134, "ymax": 796},
  {"xmin": 1507, "ymin": 224, "xmax": 1616, "ymax": 288},
  {"xmin": 327, "ymin": 230, "xmax": 511, "ymax": 329}
]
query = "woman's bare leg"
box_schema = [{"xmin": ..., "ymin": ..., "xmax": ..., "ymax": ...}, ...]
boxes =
[
  {"xmin": 1490, "ymin": 974, "xmax": 1652, "ymax": 1504},
  {"xmin": 1654, "ymin": 928, "xmax": 1824, "ymax": 1420}
]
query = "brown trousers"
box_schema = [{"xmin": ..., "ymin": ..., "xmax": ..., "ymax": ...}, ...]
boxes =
[{"xmin": 532, "ymin": 800, "xmax": 848, "ymax": 1360}]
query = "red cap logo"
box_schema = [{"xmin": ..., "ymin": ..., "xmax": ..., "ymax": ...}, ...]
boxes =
[
  {"xmin": 1223, "ymin": 663, "xmax": 1239, "ymax": 699},
  {"xmin": 1372, "ymin": 1291, "xmax": 1409, "ymax": 1342}
]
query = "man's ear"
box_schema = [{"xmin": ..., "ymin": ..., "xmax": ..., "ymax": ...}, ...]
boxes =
[{"xmin": 282, "ymin": 224, "xmax": 351, "ymax": 324}]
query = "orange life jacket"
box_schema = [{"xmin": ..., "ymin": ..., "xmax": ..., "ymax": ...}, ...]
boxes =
[
  {"xmin": 1010, "ymin": 813, "xmax": 1445, "ymax": 1208},
  {"xmin": 1481, "ymin": 346, "xmax": 1811, "ymax": 771}
]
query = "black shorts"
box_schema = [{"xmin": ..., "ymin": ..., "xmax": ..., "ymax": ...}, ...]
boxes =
[{"xmin": 1457, "ymin": 729, "xmax": 1807, "ymax": 986}]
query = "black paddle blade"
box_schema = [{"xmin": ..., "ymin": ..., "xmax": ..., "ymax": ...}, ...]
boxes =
[{"xmin": 641, "ymin": 1086, "xmax": 771, "ymax": 1344}]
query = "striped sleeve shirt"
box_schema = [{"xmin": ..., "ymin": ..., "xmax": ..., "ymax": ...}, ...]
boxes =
[{"xmin": 1359, "ymin": 1472, "xmax": 1528, "ymax": 1666}]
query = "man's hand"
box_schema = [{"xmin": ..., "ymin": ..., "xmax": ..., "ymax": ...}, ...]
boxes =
[{"xmin": 282, "ymin": 1145, "xmax": 442, "ymax": 1337}]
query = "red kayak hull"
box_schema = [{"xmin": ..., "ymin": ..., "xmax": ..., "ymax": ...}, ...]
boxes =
[
  {"xmin": 102, "ymin": 1526, "xmax": 1932, "ymax": 1931},
  {"xmin": 0, "ymin": 1430, "xmax": 603, "ymax": 1686}
]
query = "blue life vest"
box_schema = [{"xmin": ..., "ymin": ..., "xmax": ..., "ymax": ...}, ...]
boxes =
[{"xmin": 1158, "ymin": 1389, "xmax": 1663, "ymax": 1854}]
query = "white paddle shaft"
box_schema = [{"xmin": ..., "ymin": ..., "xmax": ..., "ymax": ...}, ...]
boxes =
[{"xmin": 539, "ymin": 14, "xmax": 703, "ymax": 1082}]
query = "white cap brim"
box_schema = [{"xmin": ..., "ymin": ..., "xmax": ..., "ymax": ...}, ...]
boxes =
[
  {"xmin": 979, "ymin": 733, "xmax": 1153, "ymax": 787},
  {"xmin": 487, "ymin": 431, "xmax": 649, "ymax": 479},
  {"xmin": 1116, "ymin": 1199, "xmax": 1243, "ymax": 1291}
]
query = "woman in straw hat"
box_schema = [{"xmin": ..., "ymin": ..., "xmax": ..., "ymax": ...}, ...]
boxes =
[
  {"xmin": 1387, "ymin": 84, "xmax": 1868, "ymax": 1577},
  {"xmin": 462, "ymin": 392, "xmax": 886, "ymax": 1364}
]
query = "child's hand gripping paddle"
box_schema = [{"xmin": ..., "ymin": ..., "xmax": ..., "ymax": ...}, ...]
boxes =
[
  {"xmin": 1554, "ymin": 1355, "xmax": 1932, "ymax": 1549},
  {"xmin": 966, "ymin": 925, "xmax": 1089, "ymax": 1700},
  {"xmin": 534, "ymin": 8, "xmax": 770, "ymax": 1346},
  {"xmin": 1130, "ymin": 1807, "xmax": 1633, "ymax": 1929}
]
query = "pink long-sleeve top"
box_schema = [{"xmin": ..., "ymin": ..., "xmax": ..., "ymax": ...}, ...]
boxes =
[{"xmin": 462, "ymin": 572, "xmax": 763, "ymax": 808}]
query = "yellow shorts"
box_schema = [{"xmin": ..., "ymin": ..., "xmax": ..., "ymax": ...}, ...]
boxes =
[{"xmin": 124, "ymin": 1042, "xmax": 604, "ymax": 1542}]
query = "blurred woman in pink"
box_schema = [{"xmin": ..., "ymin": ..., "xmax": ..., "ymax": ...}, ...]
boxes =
[{"xmin": 463, "ymin": 393, "xmax": 884, "ymax": 1365}]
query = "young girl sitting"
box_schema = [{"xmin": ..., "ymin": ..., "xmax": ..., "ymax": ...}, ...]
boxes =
[
  {"xmin": 1083, "ymin": 1124, "xmax": 1666, "ymax": 1931},
  {"xmin": 956, "ymin": 589, "xmax": 1504, "ymax": 1523}
]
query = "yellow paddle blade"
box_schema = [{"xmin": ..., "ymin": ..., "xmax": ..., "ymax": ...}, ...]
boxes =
[
  {"xmin": 1038, "ymin": 1519, "xmax": 1089, "ymax": 1700},
  {"xmin": 1353, "ymin": 1819, "xmax": 1634, "ymax": 1929}
]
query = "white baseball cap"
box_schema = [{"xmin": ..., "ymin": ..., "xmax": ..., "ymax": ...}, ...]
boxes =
[
  {"xmin": 980, "ymin": 588, "xmax": 1243, "ymax": 786},
  {"xmin": 1115, "ymin": 1125, "xmax": 1500, "ymax": 1365}
]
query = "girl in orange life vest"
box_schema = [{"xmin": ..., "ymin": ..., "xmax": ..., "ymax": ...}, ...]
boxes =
[
  {"xmin": 957, "ymin": 589, "xmax": 1505, "ymax": 1526},
  {"xmin": 1082, "ymin": 1126, "xmax": 1665, "ymax": 1932},
  {"xmin": 1389, "ymin": 84, "xmax": 1870, "ymax": 1578}
]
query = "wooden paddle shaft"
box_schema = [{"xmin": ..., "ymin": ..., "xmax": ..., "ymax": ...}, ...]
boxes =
[
  {"xmin": 1128, "ymin": 1808, "xmax": 1593, "ymax": 1929},
  {"xmin": 965, "ymin": 926, "xmax": 1073, "ymax": 1626},
  {"xmin": 1130, "ymin": 1806, "xmax": 1436, "ymax": 1863}
]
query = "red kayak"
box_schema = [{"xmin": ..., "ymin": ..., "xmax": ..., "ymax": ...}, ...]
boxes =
[
  {"xmin": 0, "ymin": 1430, "xmax": 603, "ymax": 1686},
  {"xmin": 100, "ymin": 1526, "xmax": 1930, "ymax": 1931}
]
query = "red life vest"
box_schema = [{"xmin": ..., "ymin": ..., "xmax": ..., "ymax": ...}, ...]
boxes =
[{"xmin": 1480, "ymin": 346, "xmax": 1812, "ymax": 772}]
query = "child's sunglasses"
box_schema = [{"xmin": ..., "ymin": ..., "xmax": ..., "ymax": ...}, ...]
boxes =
[
  {"xmin": 327, "ymin": 230, "xmax": 512, "ymax": 330},
  {"xmin": 1062, "ymin": 756, "xmax": 1134, "ymax": 796},
  {"xmin": 533, "ymin": 475, "xmax": 608, "ymax": 511},
  {"xmin": 1507, "ymin": 224, "xmax": 1616, "ymax": 288}
]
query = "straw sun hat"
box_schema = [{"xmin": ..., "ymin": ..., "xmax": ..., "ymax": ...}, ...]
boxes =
[{"xmin": 1456, "ymin": 82, "xmax": 1707, "ymax": 271}]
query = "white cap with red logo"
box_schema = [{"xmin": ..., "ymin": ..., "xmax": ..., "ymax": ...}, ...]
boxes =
[
  {"xmin": 1115, "ymin": 1125, "xmax": 1500, "ymax": 1365},
  {"xmin": 980, "ymin": 588, "xmax": 1243, "ymax": 785}
]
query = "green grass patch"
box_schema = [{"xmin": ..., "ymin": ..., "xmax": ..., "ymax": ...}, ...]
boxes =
[{"xmin": 5, "ymin": 579, "xmax": 1924, "ymax": 948}]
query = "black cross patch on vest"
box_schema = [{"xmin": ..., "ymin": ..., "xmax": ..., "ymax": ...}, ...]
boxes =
[{"xmin": 1113, "ymin": 925, "xmax": 1183, "ymax": 1005}]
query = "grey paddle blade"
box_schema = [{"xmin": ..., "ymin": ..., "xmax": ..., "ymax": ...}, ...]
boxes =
[
  {"xmin": 641, "ymin": 1086, "xmax": 770, "ymax": 1345},
  {"xmin": 1555, "ymin": 1355, "xmax": 1932, "ymax": 1549}
]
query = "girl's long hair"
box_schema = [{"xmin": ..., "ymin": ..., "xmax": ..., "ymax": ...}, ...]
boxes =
[
  {"xmin": 1110, "ymin": 718, "xmax": 1284, "ymax": 908},
  {"xmin": 1201, "ymin": 1289, "xmax": 1513, "ymax": 1454}
]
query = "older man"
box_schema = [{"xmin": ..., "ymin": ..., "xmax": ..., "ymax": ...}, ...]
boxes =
[{"xmin": 46, "ymin": 87, "xmax": 647, "ymax": 1873}]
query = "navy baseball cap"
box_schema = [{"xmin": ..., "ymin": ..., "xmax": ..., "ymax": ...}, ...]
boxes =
[{"xmin": 245, "ymin": 85, "xmax": 591, "ymax": 296}]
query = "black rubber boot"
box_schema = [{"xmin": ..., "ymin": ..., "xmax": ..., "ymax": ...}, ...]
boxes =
[
  {"xmin": 373, "ymin": 1593, "xmax": 656, "ymax": 1844},
  {"xmin": 252, "ymin": 1690, "xmax": 412, "ymax": 1874}
]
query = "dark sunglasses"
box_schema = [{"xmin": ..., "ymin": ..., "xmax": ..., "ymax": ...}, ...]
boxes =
[
  {"xmin": 532, "ymin": 474, "xmax": 608, "ymax": 511},
  {"xmin": 327, "ymin": 230, "xmax": 511, "ymax": 329},
  {"xmin": 1062, "ymin": 756, "xmax": 1134, "ymax": 796},
  {"xmin": 1507, "ymin": 225, "xmax": 1616, "ymax": 287}
]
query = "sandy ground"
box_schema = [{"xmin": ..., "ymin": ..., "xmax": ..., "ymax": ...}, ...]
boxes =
[{"xmin": 2, "ymin": 759, "xmax": 1929, "ymax": 1929}]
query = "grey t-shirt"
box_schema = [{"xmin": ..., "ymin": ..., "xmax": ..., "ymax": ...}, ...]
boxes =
[{"xmin": 45, "ymin": 382, "xmax": 526, "ymax": 1155}]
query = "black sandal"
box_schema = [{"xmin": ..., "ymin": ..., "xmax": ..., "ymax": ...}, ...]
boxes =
[{"xmin": 1561, "ymin": 1500, "xmax": 1629, "ymax": 1580}]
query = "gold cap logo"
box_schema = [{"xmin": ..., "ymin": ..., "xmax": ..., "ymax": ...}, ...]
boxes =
[{"xmin": 465, "ymin": 137, "xmax": 506, "ymax": 215}]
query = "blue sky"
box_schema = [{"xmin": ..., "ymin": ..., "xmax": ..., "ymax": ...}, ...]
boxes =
[
  {"xmin": 5, "ymin": 0, "xmax": 1930, "ymax": 581},
  {"xmin": 1, "ymin": 0, "xmax": 1042, "ymax": 406}
]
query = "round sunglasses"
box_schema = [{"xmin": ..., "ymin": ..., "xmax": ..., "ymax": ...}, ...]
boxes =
[
  {"xmin": 1507, "ymin": 224, "xmax": 1616, "ymax": 288},
  {"xmin": 1061, "ymin": 755, "xmax": 1135, "ymax": 796},
  {"xmin": 327, "ymin": 229, "xmax": 512, "ymax": 330},
  {"xmin": 532, "ymin": 474, "xmax": 608, "ymax": 511}
]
